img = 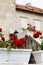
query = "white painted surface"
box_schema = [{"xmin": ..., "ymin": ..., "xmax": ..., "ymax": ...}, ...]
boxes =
[
  {"xmin": 17, "ymin": 30, "xmax": 27, "ymax": 39},
  {"xmin": 31, "ymin": 36, "xmax": 42, "ymax": 45},
  {"xmin": 20, "ymin": 17, "xmax": 28, "ymax": 28},
  {"xmin": 27, "ymin": 30, "xmax": 34, "ymax": 36},
  {"xmin": 32, "ymin": 50, "xmax": 43, "ymax": 64},
  {"xmin": 34, "ymin": 20, "xmax": 41, "ymax": 31},
  {"xmin": 0, "ymin": 48, "xmax": 32, "ymax": 63},
  {"xmin": 0, "ymin": 63, "xmax": 43, "ymax": 65}
]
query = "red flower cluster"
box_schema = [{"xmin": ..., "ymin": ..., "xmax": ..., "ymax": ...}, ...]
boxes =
[
  {"xmin": 9, "ymin": 34, "xmax": 17, "ymax": 41},
  {"xmin": 0, "ymin": 28, "xmax": 5, "ymax": 41},
  {"xmin": 9, "ymin": 34, "xmax": 25, "ymax": 48},
  {"xmin": 14, "ymin": 38, "xmax": 25, "ymax": 48},
  {"xmin": 27, "ymin": 23, "xmax": 36, "ymax": 32},
  {"xmin": 32, "ymin": 26, "xmax": 36, "ymax": 31},
  {"xmin": 0, "ymin": 28, "xmax": 2, "ymax": 32},
  {"xmin": 27, "ymin": 23, "xmax": 31, "ymax": 28},
  {"xmin": 1, "ymin": 36, "xmax": 5, "ymax": 41},
  {"xmin": 33, "ymin": 31, "xmax": 42, "ymax": 38}
]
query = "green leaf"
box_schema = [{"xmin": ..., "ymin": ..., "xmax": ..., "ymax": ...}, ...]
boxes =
[
  {"xmin": 0, "ymin": 34, "xmax": 4, "ymax": 37},
  {"xmin": 41, "ymin": 41, "xmax": 43, "ymax": 50}
]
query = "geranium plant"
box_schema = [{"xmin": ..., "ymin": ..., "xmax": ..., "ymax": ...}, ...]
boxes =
[
  {"xmin": 33, "ymin": 30, "xmax": 43, "ymax": 50},
  {"xmin": 41, "ymin": 40, "xmax": 43, "ymax": 50},
  {"xmin": 33, "ymin": 31, "xmax": 42, "ymax": 38},
  {"xmin": 27, "ymin": 23, "xmax": 36, "ymax": 32},
  {"xmin": 0, "ymin": 28, "xmax": 6, "ymax": 48},
  {"xmin": 9, "ymin": 33, "xmax": 25, "ymax": 49},
  {"xmin": 39, "ymin": 36, "xmax": 43, "ymax": 50},
  {"xmin": 9, "ymin": 34, "xmax": 29, "ymax": 49},
  {"xmin": 0, "ymin": 28, "xmax": 29, "ymax": 50},
  {"xmin": 21, "ymin": 23, "xmax": 36, "ymax": 32}
]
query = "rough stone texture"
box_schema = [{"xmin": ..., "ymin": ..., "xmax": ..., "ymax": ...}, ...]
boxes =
[
  {"xmin": 0, "ymin": 0, "xmax": 15, "ymax": 4},
  {"xmin": 0, "ymin": 0, "xmax": 15, "ymax": 40}
]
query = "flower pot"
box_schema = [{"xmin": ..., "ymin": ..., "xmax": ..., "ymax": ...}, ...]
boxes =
[
  {"xmin": 32, "ymin": 50, "xmax": 43, "ymax": 64},
  {"xmin": 0, "ymin": 48, "xmax": 32, "ymax": 63}
]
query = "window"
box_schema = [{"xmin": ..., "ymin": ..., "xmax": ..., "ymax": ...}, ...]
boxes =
[
  {"xmin": 34, "ymin": 19, "xmax": 41, "ymax": 30},
  {"xmin": 20, "ymin": 17, "xmax": 28, "ymax": 28}
]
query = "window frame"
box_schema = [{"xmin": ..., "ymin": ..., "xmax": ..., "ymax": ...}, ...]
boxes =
[
  {"xmin": 20, "ymin": 16, "xmax": 28, "ymax": 28},
  {"xmin": 33, "ymin": 19, "xmax": 41, "ymax": 30}
]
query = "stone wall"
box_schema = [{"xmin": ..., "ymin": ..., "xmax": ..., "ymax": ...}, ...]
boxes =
[
  {"xmin": 0, "ymin": 0, "xmax": 16, "ymax": 40},
  {"xmin": 0, "ymin": 0, "xmax": 15, "ymax": 4}
]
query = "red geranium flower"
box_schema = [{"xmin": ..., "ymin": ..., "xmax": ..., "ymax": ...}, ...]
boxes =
[
  {"xmin": 36, "ymin": 31, "xmax": 42, "ymax": 35},
  {"xmin": 32, "ymin": 26, "xmax": 36, "ymax": 30},
  {"xmin": 27, "ymin": 23, "xmax": 30, "ymax": 26},
  {"xmin": 33, "ymin": 33, "xmax": 39, "ymax": 38},
  {"xmin": 25, "ymin": 35, "xmax": 29, "ymax": 39},
  {"xmin": 33, "ymin": 26, "xmax": 36, "ymax": 29},
  {"xmin": 0, "ymin": 28, "xmax": 2, "ymax": 32},
  {"xmin": 14, "ymin": 38, "xmax": 25, "ymax": 48},
  {"xmin": 27, "ymin": 23, "xmax": 31, "ymax": 28},
  {"xmin": 1, "ymin": 36, "xmax": 5, "ymax": 41},
  {"xmin": 33, "ymin": 31, "xmax": 42, "ymax": 38},
  {"xmin": 9, "ymin": 34, "xmax": 17, "ymax": 41}
]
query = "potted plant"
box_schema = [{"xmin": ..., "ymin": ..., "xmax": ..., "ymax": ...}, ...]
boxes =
[
  {"xmin": 0, "ymin": 28, "xmax": 32, "ymax": 63},
  {"xmin": 32, "ymin": 32, "xmax": 43, "ymax": 64},
  {"xmin": 21, "ymin": 23, "xmax": 37, "ymax": 36}
]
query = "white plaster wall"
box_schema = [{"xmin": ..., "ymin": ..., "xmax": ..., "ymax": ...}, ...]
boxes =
[{"xmin": 16, "ymin": 10, "xmax": 43, "ymax": 34}]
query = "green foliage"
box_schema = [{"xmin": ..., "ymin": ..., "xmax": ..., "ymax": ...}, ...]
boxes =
[
  {"xmin": 5, "ymin": 40, "xmax": 18, "ymax": 50},
  {"xmin": 0, "ymin": 34, "xmax": 4, "ymax": 37},
  {"xmin": 0, "ymin": 39, "xmax": 16, "ymax": 51},
  {"xmin": 41, "ymin": 40, "xmax": 43, "ymax": 50},
  {"xmin": 6, "ymin": 40, "xmax": 13, "ymax": 50},
  {"xmin": 21, "ymin": 28, "xmax": 26, "ymax": 31},
  {"xmin": 27, "ymin": 27, "xmax": 32, "ymax": 31},
  {"xmin": 0, "ymin": 41, "xmax": 6, "ymax": 48}
]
